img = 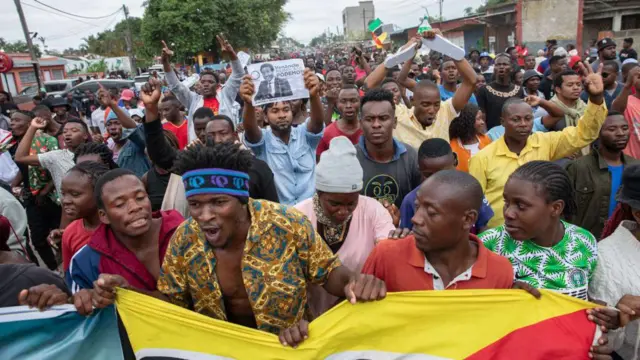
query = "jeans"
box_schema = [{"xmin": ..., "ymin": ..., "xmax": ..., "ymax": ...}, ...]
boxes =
[{"xmin": 24, "ymin": 195, "xmax": 61, "ymax": 270}]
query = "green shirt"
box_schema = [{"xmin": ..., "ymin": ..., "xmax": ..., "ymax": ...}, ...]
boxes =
[
  {"xmin": 479, "ymin": 221, "xmax": 597, "ymax": 300},
  {"xmin": 28, "ymin": 132, "xmax": 59, "ymax": 203}
]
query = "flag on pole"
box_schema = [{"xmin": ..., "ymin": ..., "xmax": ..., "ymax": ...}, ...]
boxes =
[{"xmin": 368, "ymin": 18, "xmax": 387, "ymax": 48}]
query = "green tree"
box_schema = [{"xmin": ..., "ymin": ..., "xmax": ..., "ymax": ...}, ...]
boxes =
[
  {"xmin": 141, "ymin": 0, "xmax": 289, "ymax": 60},
  {"xmin": 309, "ymin": 33, "xmax": 328, "ymax": 48},
  {"xmin": 463, "ymin": 7, "xmax": 475, "ymax": 16},
  {"xmin": 86, "ymin": 59, "xmax": 107, "ymax": 73},
  {"xmin": 476, "ymin": 0, "xmax": 512, "ymax": 13},
  {"xmin": 82, "ymin": 17, "xmax": 143, "ymax": 58},
  {"xmin": 0, "ymin": 37, "xmax": 42, "ymax": 58}
]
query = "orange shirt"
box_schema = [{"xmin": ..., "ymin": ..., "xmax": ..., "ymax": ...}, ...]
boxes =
[
  {"xmin": 361, "ymin": 235, "xmax": 514, "ymax": 292},
  {"xmin": 450, "ymin": 134, "xmax": 492, "ymax": 173}
]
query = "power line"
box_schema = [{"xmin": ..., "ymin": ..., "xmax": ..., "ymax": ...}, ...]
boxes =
[
  {"xmin": 32, "ymin": 0, "xmax": 122, "ymax": 20},
  {"xmin": 21, "ymin": 2, "xmax": 96, "ymax": 26},
  {"xmin": 46, "ymin": 13, "xmax": 120, "ymax": 41}
]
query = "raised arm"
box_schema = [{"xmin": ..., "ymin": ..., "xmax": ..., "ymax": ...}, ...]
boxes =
[
  {"xmin": 611, "ymin": 66, "xmax": 640, "ymax": 113},
  {"xmin": 97, "ymin": 86, "xmax": 137, "ymax": 129},
  {"xmin": 161, "ymin": 40, "xmax": 196, "ymax": 110},
  {"xmin": 450, "ymin": 57, "xmax": 479, "ymax": 112},
  {"xmin": 304, "ymin": 68, "xmax": 324, "ymax": 134},
  {"xmin": 364, "ymin": 61, "xmax": 389, "ymax": 90},
  {"xmin": 524, "ymin": 95, "xmax": 565, "ymax": 129},
  {"xmin": 217, "ymin": 34, "xmax": 243, "ymax": 123},
  {"xmin": 366, "ymin": 37, "xmax": 421, "ymax": 90},
  {"xmin": 239, "ymin": 75, "xmax": 262, "ymax": 144},
  {"xmin": 548, "ymin": 63, "xmax": 607, "ymax": 159},
  {"xmin": 323, "ymin": 87, "xmax": 339, "ymax": 126},
  {"xmin": 14, "ymin": 117, "xmax": 47, "ymax": 166},
  {"xmin": 140, "ymin": 78, "xmax": 179, "ymax": 170},
  {"xmin": 397, "ymin": 57, "xmax": 418, "ymax": 91}
]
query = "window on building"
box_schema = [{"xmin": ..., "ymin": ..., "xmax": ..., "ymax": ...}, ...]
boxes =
[
  {"xmin": 19, "ymin": 71, "xmax": 37, "ymax": 84},
  {"xmin": 52, "ymin": 69, "xmax": 65, "ymax": 80},
  {"xmin": 622, "ymin": 14, "xmax": 640, "ymax": 30}
]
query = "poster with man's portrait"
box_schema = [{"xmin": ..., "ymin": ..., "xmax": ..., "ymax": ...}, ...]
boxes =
[{"xmin": 248, "ymin": 59, "xmax": 309, "ymax": 106}]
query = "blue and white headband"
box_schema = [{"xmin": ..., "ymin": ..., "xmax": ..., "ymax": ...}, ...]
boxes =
[{"xmin": 182, "ymin": 168, "xmax": 250, "ymax": 199}]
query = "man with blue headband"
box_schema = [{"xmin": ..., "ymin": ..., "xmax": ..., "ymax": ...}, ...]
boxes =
[{"xmin": 154, "ymin": 143, "xmax": 387, "ymax": 347}]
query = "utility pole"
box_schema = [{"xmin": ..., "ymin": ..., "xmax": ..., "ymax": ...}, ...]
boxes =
[
  {"xmin": 13, "ymin": 0, "xmax": 42, "ymax": 91},
  {"xmin": 363, "ymin": 9, "xmax": 367, "ymax": 34},
  {"xmin": 439, "ymin": 0, "xmax": 443, "ymax": 23},
  {"xmin": 122, "ymin": 5, "xmax": 136, "ymax": 76}
]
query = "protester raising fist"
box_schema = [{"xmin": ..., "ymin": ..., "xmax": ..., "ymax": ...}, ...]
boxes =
[
  {"xmin": 30, "ymin": 117, "xmax": 47, "ymax": 130},
  {"xmin": 303, "ymin": 68, "xmax": 320, "ymax": 98},
  {"xmin": 239, "ymin": 75, "xmax": 255, "ymax": 104},
  {"xmin": 140, "ymin": 77, "xmax": 163, "ymax": 107}
]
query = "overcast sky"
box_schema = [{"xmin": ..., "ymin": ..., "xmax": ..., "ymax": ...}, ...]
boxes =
[{"xmin": 2, "ymin": 0, "xmax": 484, "ymax": 52}]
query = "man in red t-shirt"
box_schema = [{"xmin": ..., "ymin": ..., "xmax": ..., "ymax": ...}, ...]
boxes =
[
  {"xmin": 160, "ymin": 96, "xmax": 188, "ymax": 149},
  {"xmin": 516, "ymin": 43, "xmax": 529, "ymax": 67},
  {"xmin": 316, "ymin": 87, "xmax": 363, "ymax": 160},
  {"xmin": 362, "ymin": 170, "xmax": 515, "ymax": 292}
]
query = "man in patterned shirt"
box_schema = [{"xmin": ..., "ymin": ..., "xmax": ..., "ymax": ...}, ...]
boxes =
[
  {"xmin": 97, "ymin": 143, "xmax": 386, "ymax": 348},
  {"xmin": 9, "ymin": 110, "xmax": 60, "ymax": 270}
]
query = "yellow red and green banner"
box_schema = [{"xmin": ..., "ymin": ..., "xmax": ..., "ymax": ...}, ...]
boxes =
[{"xmin": 115, "ymin": 289, "xmax": 600, "ymax": 359}]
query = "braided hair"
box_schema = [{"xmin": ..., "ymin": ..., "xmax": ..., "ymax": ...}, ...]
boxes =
[
  {"xmin": 74, "ymin": 142, "xmax": 119, "ymax": 169},
  {"xmin": 68, "ymin": 161, "xmax": 110, "ymax": 188},
  {"xmin": 509, "ymin": 161, "xmax": 577, "ymax": 218},
  {"xmin": 449, "ymin": 103, "xmax": 480, "ymax": 143}
]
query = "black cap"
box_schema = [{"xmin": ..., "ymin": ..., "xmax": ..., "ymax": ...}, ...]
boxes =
[
  {"xmin": 597, "ymin": 38, "xmax": 616, "ymax": 52},
  {"xmin": 616, "ymin": 164, "xmax": 640, "ymax": 210},
  {"xmin": 47, "ymin": 96, "xmax": 70, "ymax": 110},
  {"xmin": 523, "ymin": 70, "xmax": 543, "ymax": 84}
]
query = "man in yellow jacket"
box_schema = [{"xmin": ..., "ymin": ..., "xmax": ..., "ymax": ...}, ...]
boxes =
[{"xmin": 469, "ymin": 64, "xmax": 607, "ymax": 229}]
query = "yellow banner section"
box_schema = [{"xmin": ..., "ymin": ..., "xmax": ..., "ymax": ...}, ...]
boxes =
[{"xmin": 116, "ymin": 289, "xmax": 596, "ymax": 360}]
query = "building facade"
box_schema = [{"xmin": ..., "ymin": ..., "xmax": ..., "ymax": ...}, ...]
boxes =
[
  {"xmin": 343, "ymin": 1, "xmax": 375, "ymax": 40},
  {"xmin": 0, "ymin": 54, "xmax": 67, "ymax": 96}
]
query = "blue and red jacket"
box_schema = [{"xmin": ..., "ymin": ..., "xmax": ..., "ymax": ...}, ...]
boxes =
[{"xmin": 66, "ymin": 210, "xmax": 184, "ymax": 293}]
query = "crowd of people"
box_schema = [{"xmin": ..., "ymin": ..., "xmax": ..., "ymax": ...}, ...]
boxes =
[{"xmin": 1, "ymin": 29, "xmax": 640, "ymax": 359}]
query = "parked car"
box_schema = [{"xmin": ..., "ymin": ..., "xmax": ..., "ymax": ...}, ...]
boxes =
[
  {"xmin": 63, "ymin": 79, "xmax": 135, "ymax": 102},
  {"xmin": 44, "ymin": 79, "xmax": 80, "ymax": 97},
  {"xmin": 13, "ymin": 85, "xmax": 39, "ymax": 110}
]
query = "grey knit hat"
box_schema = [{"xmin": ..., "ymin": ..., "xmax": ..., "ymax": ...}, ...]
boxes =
[{"xmin": 316, "ymin": 136, "xmax": 363, "ymax": 193}]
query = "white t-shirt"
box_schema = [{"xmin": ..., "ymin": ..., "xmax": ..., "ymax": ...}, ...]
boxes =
[
  {"xmin": 463, "ymin": 142, "xmax": 481, "ymax": 156},
  {"xmin": 38, "ymin": 149, "xmax": 75, "ymax": 197},
  {"xmin": 90, "ymin": 108, "xmax": 107, "ymax": 135}
]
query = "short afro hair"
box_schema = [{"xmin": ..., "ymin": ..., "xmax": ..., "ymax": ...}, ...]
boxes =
[
  {"xmin": 94, "ymin": 168, "xmax": 139, "ymax": 209},
  {"xmin": 361, "ymin": 88, "xmax": 395, "ymax": 112},
  {"xmin": 199, "ymin": 70, "xmax": 219, "ymax": 83},
  {"xmin": 193, "ymin": 106, "xmax": 215, "ymax": 121},
  {"xmin": 418, "ymin": 138, "xmax": 452, "ymax": 160},
  {"xmin": 429, "ymin": 169, "xmax": 484, "ymax": 212}
]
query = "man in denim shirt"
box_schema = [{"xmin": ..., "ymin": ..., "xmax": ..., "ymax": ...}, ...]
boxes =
[
  {"xmin": 241, "ymin": 69, "xmax": 325, "ymax": 205},
  {"xmin": 99, "ymin": 89, "xmax": 150, "ymax": 177}
]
